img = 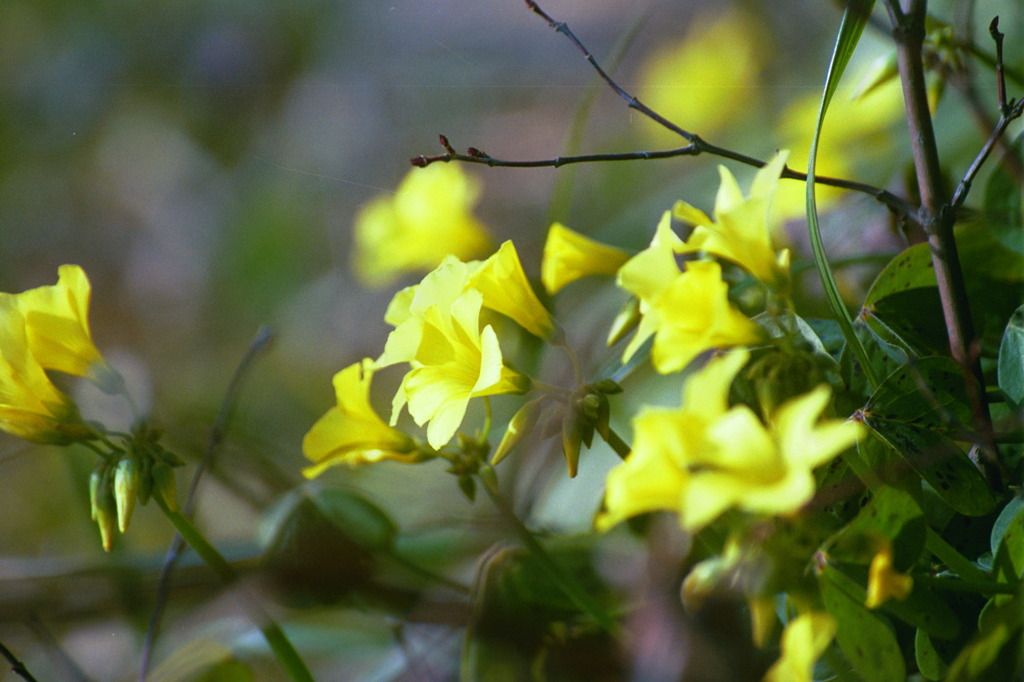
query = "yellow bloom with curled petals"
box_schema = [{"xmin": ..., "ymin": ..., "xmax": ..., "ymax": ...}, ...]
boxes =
[
  {"xmin": 16, "ymin": 265, "xmax": 122, "ymax": 392},
  {"xmin": 618, "ymin": 217, "xmax": 763, "ymax": 374},
  {"xmin": 673, "ymin": 151, "xmax": 790, "ymax": 289},
  {"xmin": 0, "ymin": 297, "xmax": 90, "ymax": 444},
  {"xmin": 398, "ymin": 289, "xmax": 529, "ymax": 449},
  {"xmin": 597, "ymin": 349, "xmax": 862, "ymax": 533},
  {"xmin": 541, "ymin": 222, "xmax": 631, "ymax": 295},
  {"xmin": 353, "ymin": 164, "xmax": 492, "ymax": 287},
  {"xmin": 468, "ymin": 241, "xmax": 554, "ymax": 339},
  {"xmin": 302, "ymin": 359, "xmax": 420, "ymax": 478},
  {"xmin": 763, "ymin": 612, "xmax": 836, "ymax": 682},
  {"xmin": 865, "ymin": 539, "xmax": 914, "ymax": 608}
]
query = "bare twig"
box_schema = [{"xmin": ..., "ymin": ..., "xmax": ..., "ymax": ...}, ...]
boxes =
[
  {"xmin": 990, "ymin": 17, "xmax": 1008, "ymax": 113},
  {"xmin": 138, "ymin": 326, "xmax": 275, "ymax": 681},
  {"xmin": 0, "ymin": 639, "xmax": 39, "ymax": 682},
  {"xmin": 413, "ymin": 1, "xmax": 919, "ymax": 223}
]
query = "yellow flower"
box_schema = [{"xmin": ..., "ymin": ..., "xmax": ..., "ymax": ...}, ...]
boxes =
[
  {"xmin": 617, "ymin": 217, "xmax": 763, "ymax": 373},
  {"xmin": 673, "ymin": 151, "xmax": 790, "ymax": 289},
  {"xmin": 0, "ymin": 296, "xmax": 90, "ymax": 444},
  {"xmin": 597, "ymin": 349, "xmax": 862, "ymax": 532},
  {"xmin": 397, "ymin": 289, "xmax": 529, "ymax": 449},
  {"xmin": 541, "ymin": 222, "xmax": 631, "ymax": 295},
  {"xmin": 865, "ymin": 539, "xmax": 914, "ymax": 608},
  {"xmin": 638, "ymin": 7, "xmax": 763, "ymax": 144},
  {"xmin": 16, "ymin": 265, "xmax": 122, "ymax": 392},
  {"xmin": 353, "ymin": 164, "xmax": 492, "ymax": 287},
  {"xmin": 763, "ymin": 612, "xmax": 836, "ymax": 682},
  {"xmin": 302, "ymin": 359, "xmax": 420, "ymax": 478},
  {"xmin": 467, "ymin": 241, "xmax": 554, "ymax": 339}
]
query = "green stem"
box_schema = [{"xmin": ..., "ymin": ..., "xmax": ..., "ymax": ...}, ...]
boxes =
[
  {"xmin": 601, "ymin": 425, "xmax": 631, "ymax": 461},
  {"xmin": 478, "ymin": 475, "xmax": 618, "ymax": 634},
  {"xmin": 915, "ymin": 574, "xmax": 1018, "ymax": 595},
  {"xmin": 925, "ymin": 527, "xmax": 989, "ymax": 584},
  {"xmin": 153, "ymin": 496, "xmax": 314, "ymax": 682}
]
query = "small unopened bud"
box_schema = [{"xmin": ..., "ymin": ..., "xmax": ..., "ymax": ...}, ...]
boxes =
[
  {"xmin": 492, "ymin": 398, "xmax": 543, "ymax": 466},
  {"xmin": 88, "ymin": 466, "xmax": 104, "ymax": 522},
  {"xmin": 114, "ymin": 457, "xmax": 141, "ymax": 533},
  {"xmin": 151, "ymin": 463, "xmax": 179, "ymax": 512},
  {"xmin": 92, "ymin": 469, "xmax": 118, "ymax": 552},
  {"xmin": 561, "ymin": 415, "xmax": 583, "ymax": 478},
  {"xmin": 580, "ymin": 393, "xmax": 602, "ymax": 421},
  {"xmin": 607, "ymin": 296, "xmax": 641, "ymax": 347},
  {"xmin": 457, "ymin": 474, "xmax": 476, "ymax": 502}
]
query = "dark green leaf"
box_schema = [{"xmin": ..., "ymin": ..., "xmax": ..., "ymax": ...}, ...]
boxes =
[
  {"xmin": 864, "ymin": 243, "xmax": 936, "ymax": 307},
  {"xmin": 915, "ymin": 628, "xmax": 948, "ymax": 681},
  {"xmin": 861, "ymin": 421, "xmax": 996, "ymax": 516},
  {"xmin": 997, "ymin": 305, "xmax": 1024, "ymax": 406},
  {"xmin": 991, "ymin": 495, "xmax": 1024, "ymax": 557},
  {"xmin": 820, "ymin": 565, "xmax": 905, "ymax": 682},
  {"xmin": 864, "ymin": 357, "xmax": 973, "ymax": 433}
]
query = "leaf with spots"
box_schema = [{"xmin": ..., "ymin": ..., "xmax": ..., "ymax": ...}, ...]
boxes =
[
  {"xmin": 863, "ymin": 357, "xmax": 973, "ymax": 434},
  {"xmin": 864, "ymin": 242, "xmax": 936, "ymax": 307},
  {"xmin": 860, "ymin": 418, "xmax": 996, "ymax": 516},
  {"xmin": 819, "ymin": 565, "xmax": 906, "ymax": 682}
]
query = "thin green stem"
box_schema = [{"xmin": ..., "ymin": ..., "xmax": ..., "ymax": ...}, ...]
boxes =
[
  {"xmin": 601, "ymin": 425, "xmax": 631, "ymax": 461},
  {"xmin": 925, "ymin": 527, "xmax": 989, "ymax": 584},
  {"xmin": 478, "ymin": 475, "xmax": 618, "ymax": 634},
  {"xmin": 153, "ymin": 495, "xmax": 314, "ymax": 682},
  {"xmin": 915, "ymin": 574, "xmax": 1018, "ymax": 595}
]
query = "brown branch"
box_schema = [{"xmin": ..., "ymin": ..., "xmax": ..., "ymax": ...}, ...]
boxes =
[
  {"xmin": 413, "ymin": 136, "xmax": 919, "ymax": 218},
  {"xmin": 889, "ymin": 0, "xmax": 1004, "ymax": 490},
  {"xmin": 413, "ymin": 2, "xmax": 921, "ymax": 222}
]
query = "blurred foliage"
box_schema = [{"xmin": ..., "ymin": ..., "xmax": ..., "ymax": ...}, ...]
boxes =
[{"xmin": 1, "ymin": 0, "xmax": 1023, "ymax": 680}]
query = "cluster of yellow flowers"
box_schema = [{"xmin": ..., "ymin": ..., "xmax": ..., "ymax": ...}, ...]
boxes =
[
  {"xmin": 308, "ymin": 154, "xmax": 872, "ymax": 679},
  {"xmin": 311, "ymin": 152, "xmax": 862, "ymax": 535}
]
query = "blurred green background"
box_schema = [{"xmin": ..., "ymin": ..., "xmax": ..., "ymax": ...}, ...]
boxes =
[{"xmin": 0, "ymin": 0, "xmax": 1020, "ymax": 679}]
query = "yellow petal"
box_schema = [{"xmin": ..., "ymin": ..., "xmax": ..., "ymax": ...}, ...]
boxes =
[
  {"xmin": 302, "ymin": 359, "xmax": 418, "ymax": 477},
  {"xmin": 353, "ymin": 164, "xmax": 492, "ymax": 287},
  {"xmin": 541, "ymin": 222, "xmax": 631, "ymax": 295},
  {"xmin": 468, "ymin": 240, "xmax": 554, "ymax": 338},
  {"xmin": 865, "ymin": 540, "xmax": 914, "ymax": 608},
  {"xmin": 763, "ymin": 612, "xmax": 836, "ymax": 682}
]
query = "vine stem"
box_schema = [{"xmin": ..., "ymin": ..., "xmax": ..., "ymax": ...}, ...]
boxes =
[
  {"xmin": 887, "ymin": 0, "xmax": 1003, "ymax": 490},
  {"xmin": 924, "ymin": 527, "xmax": 989, "ymax": 584},
  {"xmin": 153, "ymin": 495, "xmax": 315, "ymax": 682},
  {"xmin": 0, "ymin": 640, "xmax": 38, "ymax": 682},
  {"xmin": 478, "ymin": 472, "xmax": 619, "ymax": 634}
]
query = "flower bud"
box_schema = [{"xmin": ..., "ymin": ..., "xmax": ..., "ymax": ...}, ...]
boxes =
[
  {"xmin": 151, "ymin": 462, "xmax": 179, "ymax": 512},
  {"xmin": 92, "ymin": 468, "xmax": 118, "ymax": 552},
  {"xmin": 492, "ymin": 398, "xmax": 543, "ymax": 466},
  {"xmin": 606, "ymin": 296, "xmax": 641, "ymax": 347},
  {"xmin": 114, "ymin": 457, "xmax": 141, "ymax": 533}
]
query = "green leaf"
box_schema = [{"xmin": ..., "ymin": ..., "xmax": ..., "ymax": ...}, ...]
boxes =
[
  {"xmin": 864, "ymin": 357, "xmax": 973, "ymax": 433},
  {"xmin": 861, "ymin": 422, "xmax": 996, "ymax": 517},
  {"xmin": 865, "ymin": 288, "xmax": 949, "ymax": 356},
  {"xmin": 991, "ymin": 495, "xmax": 1024, "ymax": 557},
  {"xmin": 991, "ymin": 500, "xmax": 1024, "ymax": 582},
  {"xmin": 944, "ymin": 590, "xmax": 1024, "ymax": 682},
  {"xmin": 832, "ymin": 486, "xmax": 925, "ymax": 570},
  {"xmin": 915, "ymin": 628, "xmax": 949, "ymax": 681},
  {"xmin": 806, "ymin": 0, "xmax": 880, "ymax": 392},
  {"xmin": 997, "ymin": 304, "xmax": 1024, "ymax": 406},
  {"xmin": 863, "ymin": 243, "xmax": 936, "ymax": 306},
  {"xmin": 820, "ymin": 565, "xmax": 905, "ymax": 682}
]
